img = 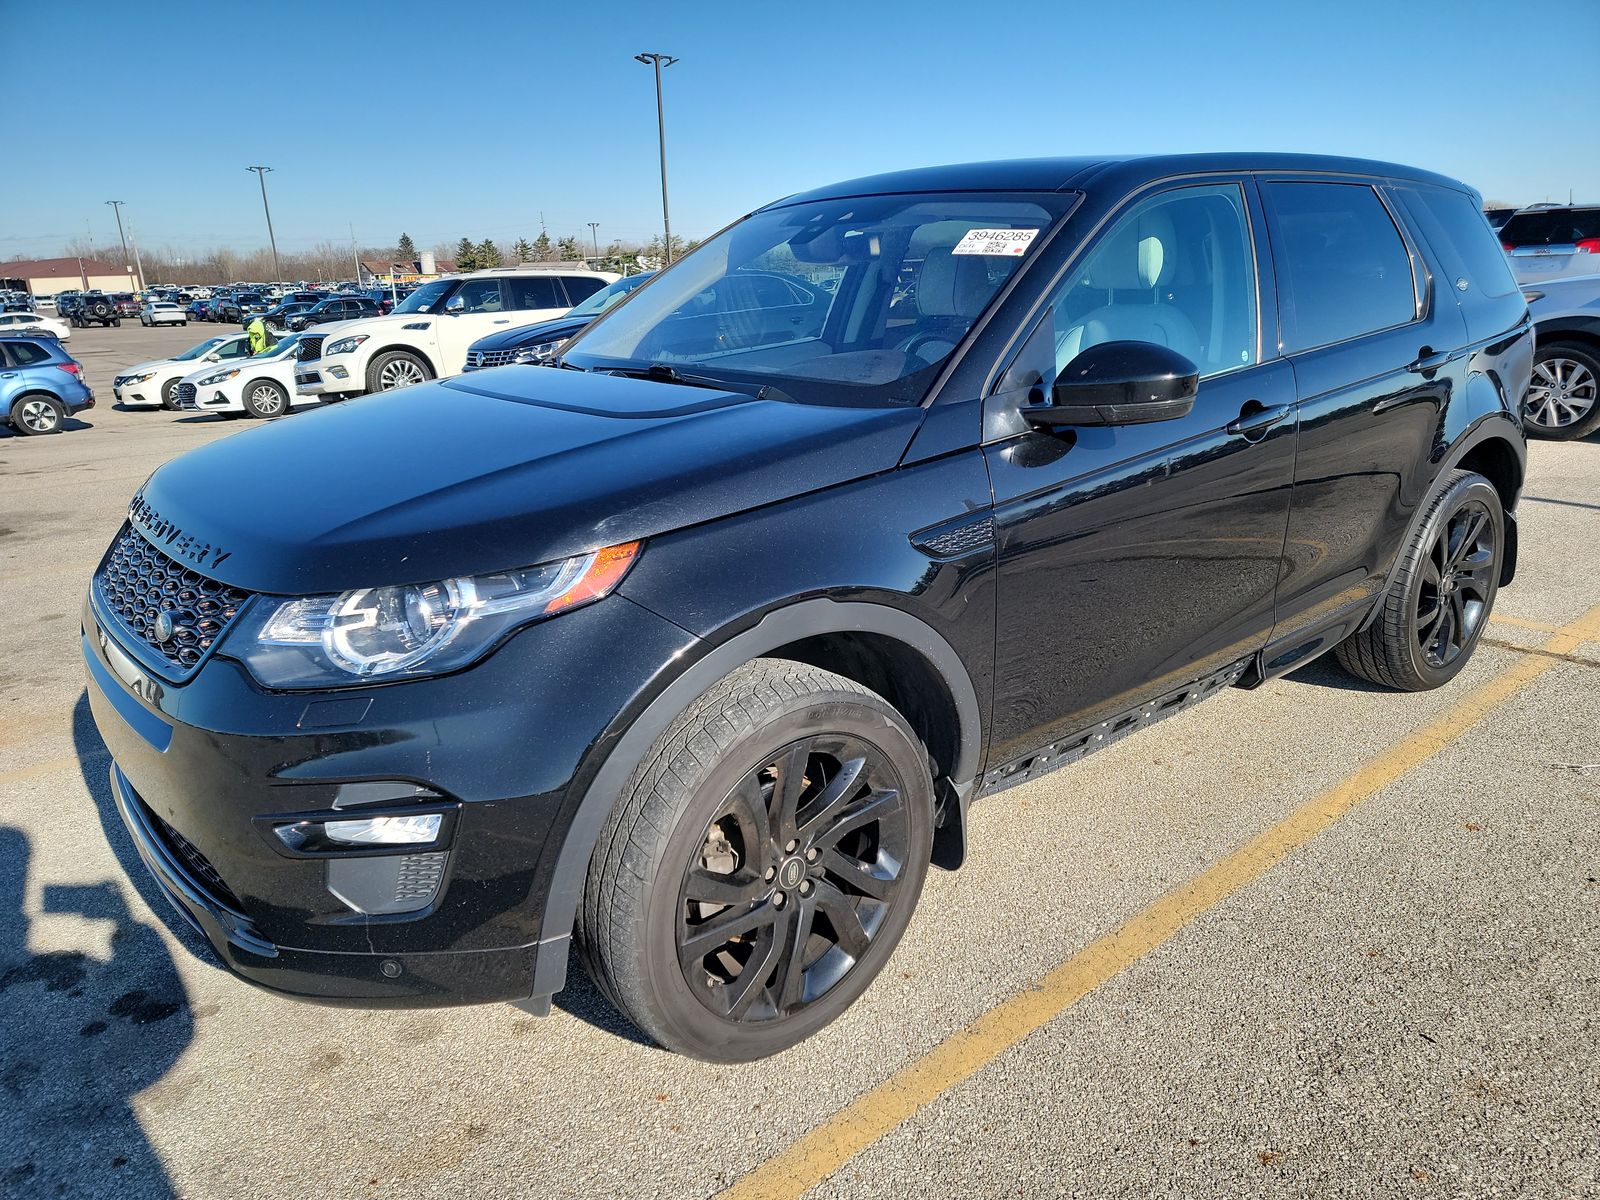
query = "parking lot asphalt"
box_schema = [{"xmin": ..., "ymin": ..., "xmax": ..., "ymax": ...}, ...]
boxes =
[{"xmin": 2, "ymin": 322, "xmax": 1597, "ymax": 1199}]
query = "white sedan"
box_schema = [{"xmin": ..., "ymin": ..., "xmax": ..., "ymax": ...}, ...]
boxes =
[
  {"xmin": 113, "ymin": 332, "xmax": 253, "ymax": 409},
  {"xmin": 140, "ymin": 301, "xmax": 188, "ymax": 327},
  {"xmin": 177, "ymin": 333, "xmax": 318, "ymax": 419},
  {"xmin": 0, "ymin": 311, "xmax": 71, "ymax": 341}
]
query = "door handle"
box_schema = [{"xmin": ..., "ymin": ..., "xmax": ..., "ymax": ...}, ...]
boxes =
[
  {"xmin": 1407, "ymin": 347, "xmax": 1453, "ymax": 373},
  {"xmin": 1226, "ymin": 402, "xmax": 1291, "ymax": 440}
]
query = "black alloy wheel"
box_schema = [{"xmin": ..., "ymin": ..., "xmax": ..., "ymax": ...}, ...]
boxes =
[
  {"xmin": 577, "ymin": 658, "xmax": 934, "ymax": 1061},
  {"xmin": 1335, "ymin": 469, "xmax": 1503, "ymax": 691},
  {"xmin": 677, "ymin": 733, "xmax": 913, "ymax": 1025},
  {"xmin": 1415, "ymin": 498, "xmax": 1495, "ymax": 669}
]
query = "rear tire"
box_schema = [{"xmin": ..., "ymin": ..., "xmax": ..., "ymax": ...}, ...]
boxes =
[
  {"xmin": 576, "ymin": 658, "xmax": 934, "ymax": 1061},
  {"xmin": 11, "ymin": 394, "xmax": 64, "ymax": 435},
  {"xmin": 242, "ymin": 379, "xmax": 289, "ymax": 419},
  {"xmin": 1523, "ymin": 342, "xmax": 1600, "ymax": 440},
  {"xmin": 1335, "ymin": 470, "xmax": 1503, "ymax": 691}
]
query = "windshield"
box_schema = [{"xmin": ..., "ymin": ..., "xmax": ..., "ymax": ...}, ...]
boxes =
[
  {"xmin": 174, "ymin": 337, "xmax": 226, "ymax": 361},
  {"xmin": 568, "ymin": 273, "xmax": 654, "ymax": 318},
  {"xmin": 392, "ymin": 279, "xmax": 456, "ymax": 315},
  {"xmin": 1499, "ymin": 207, "xmax": 1600, "ymax": 246},
  {"xmin": 255, "ymin": 333, "xmax": 299, "ymax": 358},
  {"xmin": 564, "ymin": 193, "xmax": 1066, "ymax": 405}
]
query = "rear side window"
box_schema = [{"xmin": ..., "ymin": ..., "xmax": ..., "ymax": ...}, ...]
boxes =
[
  {"xmin": 1498, "ymin": 208, "xmax": 1600, "ymax": 247},
  {"xmin": 1263, "ymin": 182, "xmax": 1418, "ymax": 353},
  {"xmin": 561, "ymin": 276, "xmax": 606, "ymax": 304},
  {"xmin": 1399, "ymin": 186, "xmax": 1521, "ymax": 306},
  {"xmin": 8, "ymin": 341, "xmax": 51, "ymax": 365},
  {"xmin": 507, "ymin": 276, "xmax": 566, "ymax": 309}
]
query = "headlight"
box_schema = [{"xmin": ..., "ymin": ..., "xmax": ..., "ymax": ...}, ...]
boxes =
[
  {"xmin": 511, "ymin": 339, "xmax": 564, "ymax": 364},
  {"xmin": 196, "ymin": 368, "xmax": 240, "ymax": 386},
  {"xmin": 326, "ymin": 334, "xmax": 369, "ymax": 356},
  {"xmin": 227, "ymin": 541, "xmax": 642, "ymax": 688},
  {"xmin": 124, "ymin": 371, "xmax": 156, "ymax": 384}
]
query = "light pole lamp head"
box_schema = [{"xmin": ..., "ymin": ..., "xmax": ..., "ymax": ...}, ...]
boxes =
[{"xmin": 634, "ymin": 52, "xmax": 678, "ymax": 67}]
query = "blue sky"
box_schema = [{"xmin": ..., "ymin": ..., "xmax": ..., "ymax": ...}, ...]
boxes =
[{"xmin": 4, "ymin": 0, "xmax": 1595, "ymax": 259}]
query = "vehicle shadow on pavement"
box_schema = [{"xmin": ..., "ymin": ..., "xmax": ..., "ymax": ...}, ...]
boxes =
[
  {"xmin": 550, "ymin": 948, "xmax": 653, "ymax": 1047},
  {"xmin": 0, "ymin": 418, "xmax": 93, "ymax": 438},
  {"xmin": 1285, "ymin": 654, "xmax": 1391, "ymax": 693},
  {"xmin": 0, "ymin": 821, "xmax": 190, "ymax": 1197}
]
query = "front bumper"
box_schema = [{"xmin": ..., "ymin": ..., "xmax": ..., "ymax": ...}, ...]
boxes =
[
  {"xmin": 294, "ymin": 357, "xmax": 361, "ymax": 396},
  {"xmin": 113, "ymin": 381, "xmax": 164, "ymax": 408},
  {"xmin": 83, "ymin": 589, "xmax": 699, "ymax": 1008}
]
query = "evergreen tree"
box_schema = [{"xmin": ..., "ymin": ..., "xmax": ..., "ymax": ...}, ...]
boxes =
[
  {"xmin": 533, "ymin": 231, "xmax": 552, "ymax": 261},
  {"xmin": 556, "ymin": 235, "xmax": 583, "ymax": 261},
  {"xmin": 455, "ymin": 237, "xmax": 479, "ymax": 271},
  {"xmin": 511, "ymin": 237, "xmax": 535, "ymax": 264},
  {"xmin": 476, "ymin": 238, "xmax": 503, "ymax": 268},
  {"xmin": 397, "ymin": 232, "xmax": 417, "ymax": 260}
]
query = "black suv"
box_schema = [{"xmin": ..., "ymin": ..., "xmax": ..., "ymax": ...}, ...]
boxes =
[
  {"xmin": 70, "ymin": 291, "xmax": 121, "ymax": 328},
  {"xmin": 289, "ymin": 295, "xmax": 379, "ymax": 330},
  {"xmin": 83, "ymin": 155, "xmax": 1529, "ymax": 1062}
]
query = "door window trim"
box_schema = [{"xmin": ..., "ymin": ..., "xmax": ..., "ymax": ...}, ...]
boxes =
[
  {"xmin": 977, "ymin": 173, "xmax": 1272, "ymax": 408},
  {"xmin": 1254, "ymin": 175, "xmax": 1431, "ymax": 356}
]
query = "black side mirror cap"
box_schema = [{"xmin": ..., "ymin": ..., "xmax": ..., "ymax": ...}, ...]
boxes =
[{"xmin": 1022, "ymin": 340, "xmax": 1199, "ymax": 428}]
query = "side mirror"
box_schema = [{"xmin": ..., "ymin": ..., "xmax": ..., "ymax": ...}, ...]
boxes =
[
  {"xmin": 445, "ymin": 296, "xmax": 465, "ymax": 314},
  {"xmin": 204, "ymin": 353, "xmax": 219, "ymax": 362},
  {"xmin": 1022, "ymin": 341, "xmax": 1199, "ymax": 428}
]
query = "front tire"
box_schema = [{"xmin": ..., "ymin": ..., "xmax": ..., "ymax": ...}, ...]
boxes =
[
  {"xmin": 159, "ymin": 377, "xmax": 181, "ymax": 410},
  {"xmin": 242, "ymin": 379, "xmax": 289, "ymax": 418},
  {"xmin": 1523, "ymin": 342, "xmax": 1600, "ymax": 440},
  {"xmin": 365, "ymin": 350, "xmax": 432, "ymax": 392},
  {"xmin": 576, "ymin": 659, "xmax": 934, "ymax": 1061},
  {"xmin": 1335, "ymin": 470, "xmax": 1503, "ymax": 691}
]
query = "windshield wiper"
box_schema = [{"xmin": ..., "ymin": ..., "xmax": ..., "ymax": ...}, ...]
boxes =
[{"xmin": 604, "ymin": 362, "xmax": 793, "ymax": 403}]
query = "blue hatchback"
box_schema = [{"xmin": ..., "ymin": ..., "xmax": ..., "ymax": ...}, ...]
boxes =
[{"xmin": 2, "ymin": 334, "xmax": 94, "ymax": 435}]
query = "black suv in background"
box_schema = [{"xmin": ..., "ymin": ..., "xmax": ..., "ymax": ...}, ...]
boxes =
[
  {"xmin": 288, "ymin": 295, "xmax": 380, "ymax": 330},
  {"xmin": 218, "ymin": 292, "xmax": 269, "ymax": 324},
  {"xmin": 70, "ymin": 292, "xmax": 120, "ymax": 327},
  {"xmin": 83, "ymin": 155, "xmax": 1529, "ymax": 1062}
]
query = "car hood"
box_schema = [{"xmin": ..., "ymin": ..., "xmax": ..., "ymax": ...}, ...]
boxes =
[
  {"xmin": 122, "ymin": 354, "xmax": 212, "ymax": 378},
  {"xmin": 469, "ymin": 315, "xmax": 589, "ymax": 353},
  {"xmin": 131, "ymin": 369, "xmax": 926, "ymax": 595}
]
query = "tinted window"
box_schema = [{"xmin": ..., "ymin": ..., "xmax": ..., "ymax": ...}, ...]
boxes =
[
  {"xmin": 1048, "ymin": 183, "xmax": 1258, "ymax": 378},
  {"xmin": 216, "ymin": 337, "xmax": 250, "ymax": 360},
  {"xmin": 506, "ymin": 276, "xmax": 566, "ymax": 310},
  {"xmin": 561, "ymin": 276, "xmax": 606, "ymax": 304},
  {"xmin": 453, "ymin": 279, "xmax": 506, "ymax": 313},
  {"xmin": 1264, "ymin": 182, "xmax": 1416, "ymax": 352},
  {"xmin": 1402, "ymin": 186, "xmax": 1520, "ymax": 300},
  {"xmin": 1498, "ymin": 207, "xmax": 1600, "ymax": 247},
  {"xmin": 8, "ymin": 341, "xmax": 51, "ymax": 365}
]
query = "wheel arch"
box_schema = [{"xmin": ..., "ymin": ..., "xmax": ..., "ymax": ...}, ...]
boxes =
[
  {"xmin": 530, "ymin": 598, "xmax": 983, "ymax": 999},
  {"xmin": 9, "ymin": 387, "xmax": 66, "ymax": 413},
  {"xmin": 366, "ymin": 343, "xmax": 440, "ymax": 379}
]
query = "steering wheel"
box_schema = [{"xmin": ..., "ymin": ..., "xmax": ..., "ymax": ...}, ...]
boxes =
[{"xmin": 895, "ymin": 328, "xmax": 957, "ymax": 364}]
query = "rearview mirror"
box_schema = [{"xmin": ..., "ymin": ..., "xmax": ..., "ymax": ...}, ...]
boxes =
[{"xmin": 1022, "ymin": 341, "xmax": 1198, "ymax": 428}]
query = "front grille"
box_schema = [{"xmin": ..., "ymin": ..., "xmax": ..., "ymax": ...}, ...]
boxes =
[
  {"xmin": 175, "ymin": 382, "xmax": 197, "ymax": 409},
  {"xmin": 296, "ymin": 334, "xmax": 325, "ymax": 362},
  {"xmin": 465, "ymin": 348, "xmax": 517, "ymax": 371},
  {"xmin": 95, "ymin": 525, "xmax": 252, "ymax": 675},
  {"xmin": 150, "ymin": 807, "xmax": 246, "ymax": 912}
]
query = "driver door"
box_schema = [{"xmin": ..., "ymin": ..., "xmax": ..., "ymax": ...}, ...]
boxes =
[
  {"xmin": 983, "ymin": 180, "xmax": 1296, "ymax": 770},
  {"xmin": 434, "ymin": 278, "xmax": 514, "ymax": 373}
]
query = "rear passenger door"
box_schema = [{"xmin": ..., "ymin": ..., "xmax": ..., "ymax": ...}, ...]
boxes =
[{"xmin": 1259, "ymin": 177, "xmax": 1468, "ymax": 661}]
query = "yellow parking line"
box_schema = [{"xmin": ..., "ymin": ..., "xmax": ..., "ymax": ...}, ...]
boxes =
[
  {"xmin": 0, "ymin": 752, "xmax": 105, "ymax": 789},
  {"xmin": 717, "ymin": 601, "xmax": 1600, "ymax": 1200},
  {"xmin": 1489, "ymin": 613, "xmax": 1562, "ymax": 634}
]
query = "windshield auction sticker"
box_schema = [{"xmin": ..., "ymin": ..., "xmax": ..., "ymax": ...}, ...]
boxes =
[{"xmin": 951, "ymin": 228, "xmax": 1039, "ymax": 256}]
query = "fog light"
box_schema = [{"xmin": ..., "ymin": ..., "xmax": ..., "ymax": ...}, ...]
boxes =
[
  {"xmin": 323, "ymin": 813, "xmax": 442, "ymax": 845},
  {"xmin": 328, "ymin": 365, "xmax": 348, "ymax": 379}
]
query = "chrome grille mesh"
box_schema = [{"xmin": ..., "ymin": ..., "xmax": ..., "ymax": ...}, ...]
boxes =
[
  {"xmin": 175, "ymin": 382, "xmax": 197, "ymax": 409},
  {"xmin": 296, "ymin": 334, "xmax": 325, "ymax": 362},
  {"xmin": 95, "ymin": 525, "xmax": 252, "ymax": 674},
  {"xmin": 464, "ymin": 349, "xmax": 516, "ymax": 371}
]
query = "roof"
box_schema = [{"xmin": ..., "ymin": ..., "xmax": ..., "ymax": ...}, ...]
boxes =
[
  {"xmin": 773, "ymin": 154, "xmax": 1475, "ymax": 208},
  {"xmin": 1, "ymin": 256, "xmax": 128, "ymax": 279}
]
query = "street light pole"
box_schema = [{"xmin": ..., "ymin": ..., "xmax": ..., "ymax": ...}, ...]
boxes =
[
  {"xmin": 634, "ymin": 52, "xmax": 678, "ymax": 264},
  {"xmin": 246, "ymin": 166, "xmax": 282, "ymax": 282},
  {"xmin": 588, "ymin": 222, "xmax": 600, "ymax": 262},
  {"xmin": 105, "ymin": 200, "xmax": 136, "ymax": 290}
]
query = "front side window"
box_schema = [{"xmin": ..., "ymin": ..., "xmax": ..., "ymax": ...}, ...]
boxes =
[
  {"xmin": 1263, "ymin": 182, "xmax": 1418, "ymax": 353},
  {"xmin": 217, "ymin": 337, "xmax": 250, "ymax": 360},
  {"xmin": 1048, "ymin": 183, "xmax": 1258, "ymax": 379},
  {"xmin": 392, "ymin": 279, "xmax": 455, "ymax": 315},
  {"xmin": 565, "ymin": 193, "xmax": 1067, "ymax": 405},
  {"xmin": 451, "ymin": 279, "xmax": 504, "ymax": 314}
]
